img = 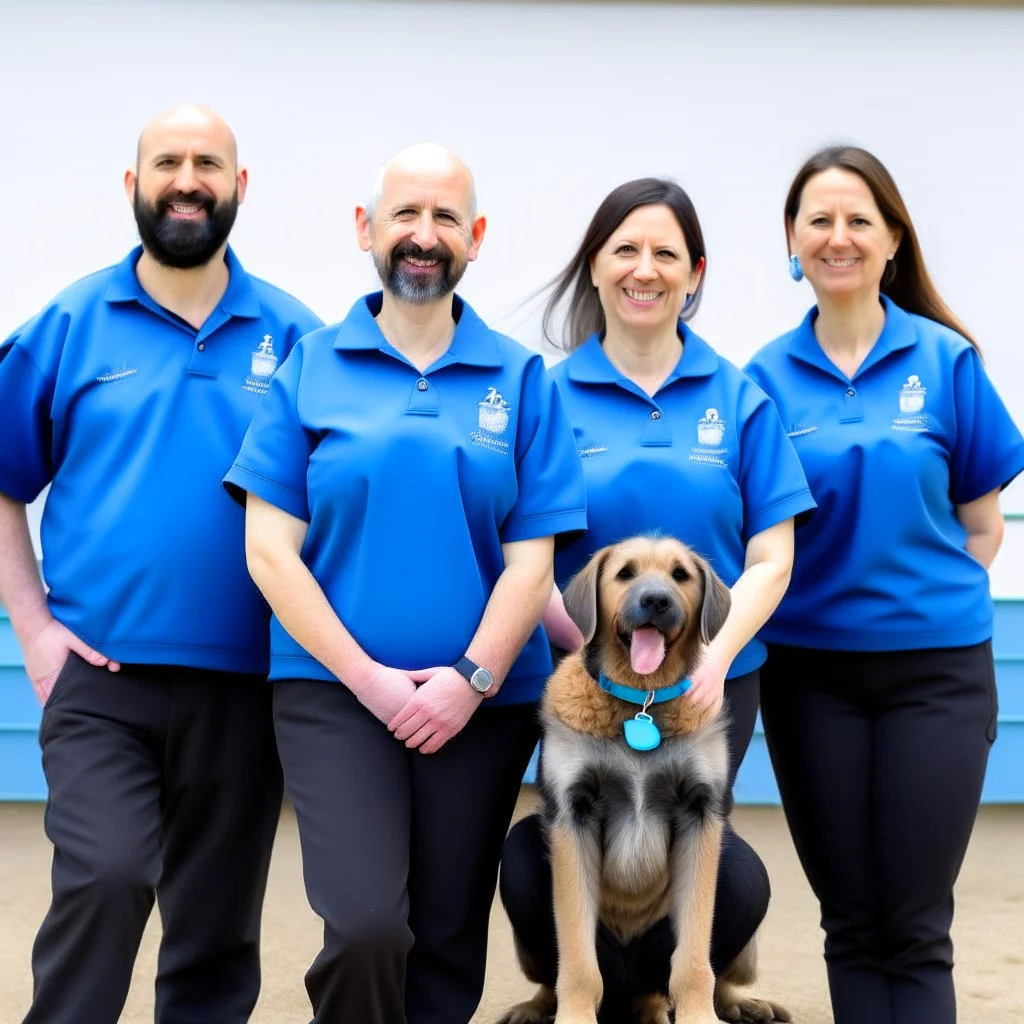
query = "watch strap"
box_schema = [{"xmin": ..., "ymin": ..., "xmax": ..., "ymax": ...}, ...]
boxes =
[{"xmin": 453, "ymin": 656, "xmax": 480, "ymax": 682}]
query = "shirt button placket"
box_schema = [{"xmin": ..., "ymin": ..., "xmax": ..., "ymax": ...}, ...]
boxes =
[
  {"xmin": 641, "ymin": 404, "xmax": 671, "ymax": 447},
  {"xmin": 406, "ymin": 375, "xmax": 439, "ymax": 416},
  {"xmin": 840, "ymin": 382, "xmax": 864, "ymax": 424}
]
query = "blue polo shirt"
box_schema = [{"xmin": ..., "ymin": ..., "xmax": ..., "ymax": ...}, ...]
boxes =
[
  {"xmin": 0, "ymin": 246, "xmax": 322, "ymax": 673},
  {"xmin": 745, "ymin": 296, "xmax": 1024, "ymax": 651},
  {"xmin": 551, "ymin": 326, "xmax": 815, "ymax": 678},
  {"xmin": 224, "ymin": 292, "xmax": 587, "ymax": 705}
]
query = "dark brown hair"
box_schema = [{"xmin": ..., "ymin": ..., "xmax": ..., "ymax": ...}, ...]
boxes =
[
  {"xmin": 786, "ymin": 146, "xmax": 978, "ymax": 349},
  {"xmin": 543, "ymin": 178, "xmax": 707, "ymax": 353}
]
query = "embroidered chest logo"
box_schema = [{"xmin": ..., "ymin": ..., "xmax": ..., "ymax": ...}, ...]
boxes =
[
  {"xmin": 786, "ymin": 424, "xmax": 818, "ymax": 438},
  {"xmin": 690, "ymin": 408, "xmax": 728, "ymax": 467},
  {"xmin": 697, "ymin": 408, "xmax": 726, "ymax": 446},
  {"xmin": 243, "ymin": 334, "xmax": 279, "ymax": 395},
  {"xmin": 95, "ymin": 365, "xmax": 138, "ymax": 383},
  {"xmin": 892, "ymin": 374, "xmax": 929, "ymax": 432},
  {"xmin": 577, "ymin": 441, "xmax": 609, "ymax": 458},
  {"xmin": 471, "ymin": 387, "xmax": 512, "ymax": 454}
]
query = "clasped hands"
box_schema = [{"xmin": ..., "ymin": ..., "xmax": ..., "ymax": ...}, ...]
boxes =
[{"xmin": 359, "ymin": 663, "xmax": 484, "ymax": 755}]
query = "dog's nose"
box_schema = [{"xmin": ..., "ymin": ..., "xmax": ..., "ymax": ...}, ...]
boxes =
[
  {"xmin": 623, "ymin": 581, "xmax": 682, "ymax": 633},
  {"xmin": 640, "ymin": 591, "xmax": 671, "ymax": 614}
]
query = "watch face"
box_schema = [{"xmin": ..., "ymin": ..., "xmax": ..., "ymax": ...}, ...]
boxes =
[{"xmin": 470, "ymin": 667, "xmax": 493, "ymax": 693}]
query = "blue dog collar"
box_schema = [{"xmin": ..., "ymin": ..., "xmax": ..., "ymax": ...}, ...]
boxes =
[
  {"xmin": 598, "ymin": 674, "xmax": 691, "ymax": 704},
  {"xmin": 598, "ymin": 674, "xmax": 692, "ymax": 752}
]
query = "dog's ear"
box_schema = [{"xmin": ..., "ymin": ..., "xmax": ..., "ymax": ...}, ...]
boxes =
[
  {"xmin": 562, "ymin": 547, "xmax": 611, "ymax": 645},
  {"xmin": 695, "ymin": 554, "xmax": 731, "ymax": 644}
]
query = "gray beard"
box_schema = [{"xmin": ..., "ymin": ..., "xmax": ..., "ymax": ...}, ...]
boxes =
[{"xmin": 373, "ymin": 251, "xmax": 466, "ymax": 305}]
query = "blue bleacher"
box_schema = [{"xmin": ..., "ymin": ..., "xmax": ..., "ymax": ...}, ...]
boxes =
[{"xmin": 3, "ymin": 602, "xmax": 1023, "ymax": 802}]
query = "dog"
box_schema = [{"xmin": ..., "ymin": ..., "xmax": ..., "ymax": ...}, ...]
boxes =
[{"xmin": 498, "ymin": 536, "xmax": 790, "ymax": 1024}]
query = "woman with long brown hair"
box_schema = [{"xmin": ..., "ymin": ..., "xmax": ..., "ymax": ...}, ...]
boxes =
[
  {"xmin": 501, "ymin": 177, "xmax": 811, "ymax": 1022},
  {"xmin": 746, "ymin": 146, "xmax": 1024, "ymax": 1024}
]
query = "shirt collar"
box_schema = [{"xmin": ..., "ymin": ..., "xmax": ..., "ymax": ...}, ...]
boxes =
[
  {"xmin": 787, "ymin": 294, "xmax": 919, "ymax": 378},
  {"xmin": 103, "ymin": 245, "xmax": 262, "ymax": 319},
  {"xmin": 331, "ymin": 292, "xmax": 503, "ymax": 368},
  {"xmin": 566, "ymin": 322, "xmax": 719, "ymax": 385}
]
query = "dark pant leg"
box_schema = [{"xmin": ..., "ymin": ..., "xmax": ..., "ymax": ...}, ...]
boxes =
[
  {"xmin": 274, "ymin": 680, "xmax": 414, "ymax": 1024},
  {"xmin": 24, "ymin": 656, "xmax": 165, "ymax": 1024},
  {"xmin": 711, "ymin": 670, "xmax": 771, "ymax": 975},
  {"xmin": 498, "ymin": 814, "xmax": 558, "ymax": 988},
  {"xmin": 723, "ymin": 669, "xmax": 760, "ymax": 793},
  {"xmin": 499, "ymin": 814, "xmax": 769, "ymax": 1011},
  {"xmin": 870, "ymin": 643, "xmax": 996, "ymax": 1024},
  {"xmin": 154, "ymin": 669, "xmax": 283, "ymax": 1024},
  {"xmin": 404, "ymin": 702, "xmax": 540, "ymax": 1024},
  {"xmin": 760, "ymin": 645, "xmax": 890, "ymax": 1024}
]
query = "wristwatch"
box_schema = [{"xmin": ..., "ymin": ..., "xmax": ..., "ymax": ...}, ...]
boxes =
[{"xmin": 453, "ymin": 656, "xmax": 494, "ymax": 696}]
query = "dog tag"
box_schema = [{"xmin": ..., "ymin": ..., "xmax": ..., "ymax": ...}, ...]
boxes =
[{"xmin": 624, "ymin": 712, "xmax": 661, "ymax": 751}]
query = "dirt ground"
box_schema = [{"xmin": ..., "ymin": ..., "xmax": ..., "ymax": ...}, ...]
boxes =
[{"xmin": 1, "ymin": 791, "xmax": 1022, "ymax": 1023}]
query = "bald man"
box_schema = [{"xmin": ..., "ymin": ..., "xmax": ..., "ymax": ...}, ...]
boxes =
[
  {"xmin": 0, "ymin": 105, "xmax": 321, "ymax": 1023},
  {"xmin": 223, "ymin": 144, "xmax": 586, "ymax": 1023}
]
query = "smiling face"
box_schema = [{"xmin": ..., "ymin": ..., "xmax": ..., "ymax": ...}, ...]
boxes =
[
  {"xmin": 562, "ymin": 535, "xmax": 731, "ymax": 688},
  {"xmin": 589, "ymin": 204, "xmax": 704, "ymax": 339},
  {"xmin": 126, "ymin": 106, "xmax": 245, "ymax": 269},
  {"xmin": 356, "ymin": 147, "xmax": 486, "ymax": 305},
  {"xmin": 788, "ymin": 167, "xmax": 901, "ymax": 302},
  {"xmin": 599, "ymin": 537, "xmax": 700, "ymax": 677}
]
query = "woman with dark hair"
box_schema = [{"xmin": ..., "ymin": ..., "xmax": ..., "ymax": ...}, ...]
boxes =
[
  {"xmin": 745, "ymin": 146, "xmax": 1024, "ymax": 1024},
  {"xmin": 499, "ymin": 178, "xmax": 812, "ymax": 1022},
  {"xmin": 543, "ymin": 177, "xmax": 814, "ymax": 798}
]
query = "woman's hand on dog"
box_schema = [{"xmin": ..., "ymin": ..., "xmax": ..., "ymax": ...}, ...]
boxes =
[
  {"xmin": 388, "ymin": 667, "xmax": 484, "ymax": 754},
  {"xmin": 686, "ymin": 652, "xmax": 728, "ymax": 716},
  {"xmin": 355, "ymin": 664, "xmax": 420, "ymax": 726}
]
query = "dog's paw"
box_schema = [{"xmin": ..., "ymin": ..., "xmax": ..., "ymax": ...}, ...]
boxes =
[
  {"xmin": 496, "ymin": 1002, "xmax": 554, "ymax": 1024},
  {"xmin": 715, "ymin": 995, "xmax": 792, "ymax": 1022},
  {"xmin": 498, "ymin": 984, "xmax": 557, "ymax": 1024}
]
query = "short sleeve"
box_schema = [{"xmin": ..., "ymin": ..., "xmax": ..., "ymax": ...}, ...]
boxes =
[
  {"xmin": 738, "ymin": 385, "xmax": 816, "ymax": 541},
  {"xmin": 950, "ymin": 346, "xmax": 1024, "ymax": 504},
  {"xmin": 223, "ymin": 342, "xmax": 315, "ymax": 520},
  {"xmin": 501, "ymin": 357, "xmax": 587, "ymax": 543},
  {"xmin": 0, "ymin": 318, "xmax": 60, "ymax": 503}
]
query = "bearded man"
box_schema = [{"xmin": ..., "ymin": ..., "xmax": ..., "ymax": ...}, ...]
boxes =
[
  {"xmin": 0, "ymin": 104, "xmax": 321, "ymax": 1024},
  {"xmin": 222, "ymin": 143, "xmax": 586, "ymax": 1024}
]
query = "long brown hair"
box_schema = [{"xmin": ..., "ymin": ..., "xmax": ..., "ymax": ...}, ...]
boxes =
[
  {"xmin": 785, "ymin": 146, "xmax": 978, "ymax": 350},
  {"xmin": 543, "ymin": 178, "xmax": 707, "ymax": 353}
]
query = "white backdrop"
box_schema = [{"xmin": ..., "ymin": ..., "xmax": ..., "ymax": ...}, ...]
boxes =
[{"xmin": 3, "ymin": 0, "xmax": 1024, "ymax": 584}]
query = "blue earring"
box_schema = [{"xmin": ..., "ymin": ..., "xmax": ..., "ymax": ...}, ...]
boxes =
[{"xmin": 788, "ymin": 255, "xmax": 804, "ymax": 282}]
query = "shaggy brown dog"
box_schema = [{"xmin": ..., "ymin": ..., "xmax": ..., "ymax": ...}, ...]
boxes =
[{"xmin": 498, "ymin": 536, "xmax": 789, "ymax": 1024}]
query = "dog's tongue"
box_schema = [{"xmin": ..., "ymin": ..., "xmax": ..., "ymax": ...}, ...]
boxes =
[{"xmin": 630, "ymin": 627, "xmax": 666, "ymax": 675}]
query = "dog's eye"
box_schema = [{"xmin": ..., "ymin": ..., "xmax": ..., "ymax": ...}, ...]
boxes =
[
  {"xmin": 615, "ymin": 564, "xmax": 636, "ymax": 581},
  {"xmin": 671, "ymin": 566, "xmax": 690, "ymax": 583}
]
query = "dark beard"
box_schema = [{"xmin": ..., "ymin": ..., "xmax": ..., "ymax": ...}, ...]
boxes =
[
  {"xmin": 372, "ymin": 240, "xmax": 467, "ymax": 304},
  {"xmin": 133, "ymin": 187, "xmax": 239, "ymax": 269}
]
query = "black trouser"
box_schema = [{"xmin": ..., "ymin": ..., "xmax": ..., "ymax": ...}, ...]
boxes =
[
  {"xmin": 722, "ymin": 669, "xmax": 760, "ymax": 793},
  {"xmin": 26, "ymin": 653, "xmax": 283, "ymax": 1024},
  {"xmin": 498, "ymin": 671, "xmax": 769, "ymax": 1021},
  {"xmin": 273, "ymin": 680, "xmax": 541, "ymax": 1024},
  {"xmin": 760, "ymin": 642, "xmax": 997, "ymax": 1024}
]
